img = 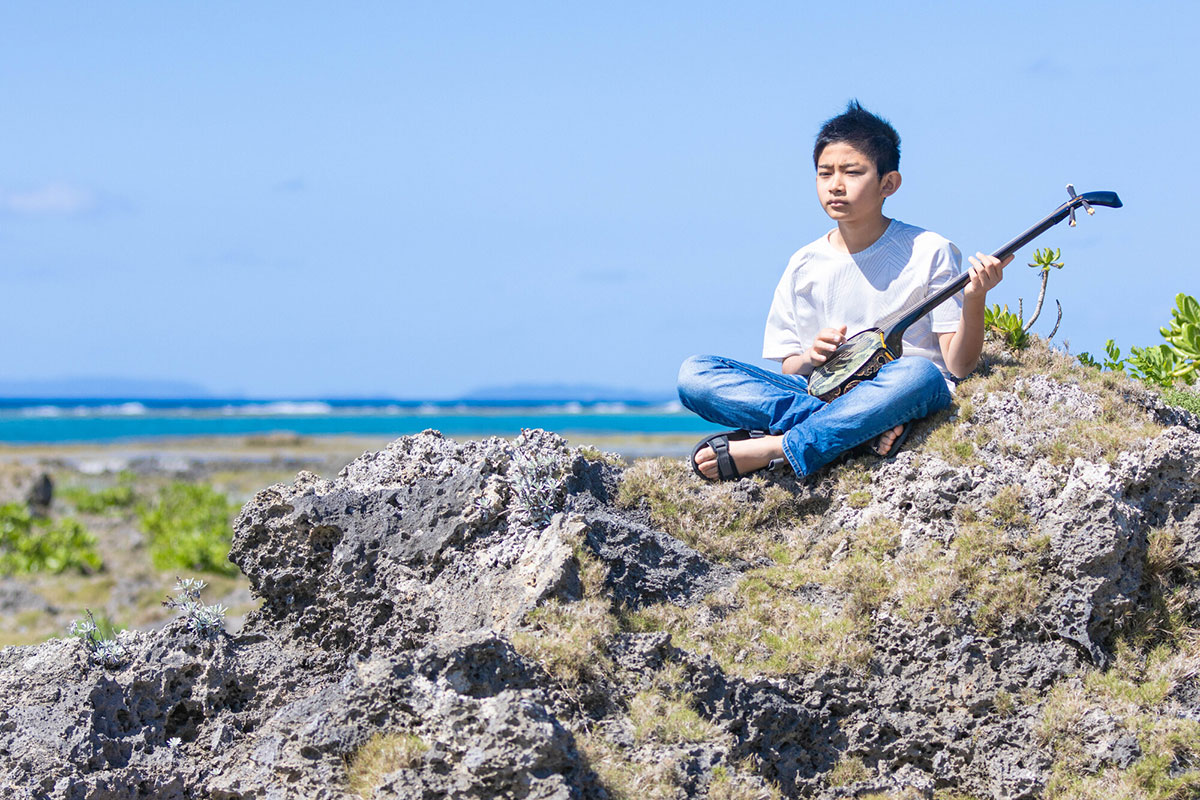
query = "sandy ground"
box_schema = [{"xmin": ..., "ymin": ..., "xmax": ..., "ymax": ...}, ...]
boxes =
[{"xmin": 0, "ymin": 431, "xmax": 692, "ymax": 647}]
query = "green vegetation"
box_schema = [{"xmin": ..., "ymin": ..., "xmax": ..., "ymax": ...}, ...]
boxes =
[
  {"xmin": 69, "ymin": 609, "xmax": 127, "ymax": 666},
  {"xmin": 1159, "ymin": 292, "xmax": 1200, "ymax": 372},
  {"xmin": 162, "ymin": 577, "xmax": 227, "ymax": 637},
  {"xmin": 0, "ymin": 502, "xmax": 101, "ymax": 574},
  {"xmin": 60, "ymin": 482, "xmax": 136, "ymax": 514},
  {"xmin": 345, "ymin": 731, "xmax": 428, "ymax": 797},
  {"xmin": 137, "ymin": 482, "xmax": 239, "ymax": 575},
  {"xmin": 1160, "ymin": 386, "xmax": 1200, "ymax": 416},
  {"xmin": 1023, "ymin": 247, "xmax": 1065, "ymax": 329},
  {"xmin": 1080, "ymin": 294, "xmax": 1200, "ymax": 414},
  {"xmin": 984, "ymin": 247, "xmax": 1068, "ymax": 350},
  {"xmin": 985, "ymin": 303, "xmax": 1030, "ymax": 350}
]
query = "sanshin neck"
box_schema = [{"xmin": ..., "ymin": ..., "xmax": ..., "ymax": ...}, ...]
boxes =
[{"xmin": 879, "ymin": 202, "xmax": 1078, "ymax": 350}]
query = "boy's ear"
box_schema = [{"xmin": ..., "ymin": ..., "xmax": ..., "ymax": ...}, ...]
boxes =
[{"xmin": 880, "ymin": 170, "xmax": 902, "ymax": 198}]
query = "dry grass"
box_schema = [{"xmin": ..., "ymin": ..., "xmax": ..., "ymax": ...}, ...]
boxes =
[
  {"xmin": 1121, "ymin": 526, "xmax": 1200, "ymax": 652},
  {"xmin": 1034, "ymin": 518, "xmax": 1200, "ymax": 796},
  {"xmin": 577, "ymin": 733, "xmax": 682, "ymax": 800},
  {"xmin": 621, "ymin": 507, "xmax": 1054, "ymax": 677},
  {"xmin": 956, "ymin": 339, "xmax": 1168, "ymax": 469},
  {"xmin": 626, "ymin": 661, "xmax": 723, "ymax": 747},
  {"xmin": 922, "ymin": 412, "xmax": 983, "ymax": 466},
  {"xmin": 616, "ymin": 458, "xmax": 802, "ymax": 563},
  {"xmin": 576, "ymin": 445, "xmax": 628, "ymax": 467},
  {"xmin": 511, "ymin": 539, "xmax": 618, "ymax": 691},
  {"xmin": 1039, "ymin": 634, "xmax": 1200, "ymax": 798},
  {"xmin": 986, "ymin": 484, "xmax": 1030, "ymax": 527},
  {"xmin": 344, "ymin": 731, "xmax": 428, "ymax": 797},
  {"xmin": 825, "ymin": 755, "xmax": 870, "ymax": 786},
  {"xmin": 706, "ymin": 764, "xmax": 784, "ymax": 800}
]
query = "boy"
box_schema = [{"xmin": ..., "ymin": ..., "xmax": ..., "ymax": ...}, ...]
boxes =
[{"xmin": 679, "ymin": 101, "xmax": 1010, "ymax": 481}]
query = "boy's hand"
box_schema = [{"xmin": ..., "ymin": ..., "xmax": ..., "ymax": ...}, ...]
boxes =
[
  {"xmin": 808, "ymin": 325, "xmax": 848, "ymax": 366},
  {"xmin": 963, "ymin": 252, "xmax": 1013, "ymax": 300}
]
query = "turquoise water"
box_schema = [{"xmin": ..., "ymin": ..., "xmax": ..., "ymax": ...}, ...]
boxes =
[{"xmin": 0, "ymin": 401, "xmax": 710, "ymax": 444}]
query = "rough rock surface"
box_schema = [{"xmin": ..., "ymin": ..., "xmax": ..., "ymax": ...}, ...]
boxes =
[{"xmin": 3, "ymin": 359, "xmax": 1200, "ymax": 798}]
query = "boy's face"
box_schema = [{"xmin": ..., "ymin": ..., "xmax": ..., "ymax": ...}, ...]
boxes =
[{"xmin": 815, "ymin": 141, "xmax": 900, "ymax": 223}]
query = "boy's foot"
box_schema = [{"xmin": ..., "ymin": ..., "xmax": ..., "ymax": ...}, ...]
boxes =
[
  {"xmin": 691, "ymin": 430, "xmax": 788, "ymax": 481},
  {"xmin": 872, "ymin": 424, "xmax": 909, "ymax": 457}
]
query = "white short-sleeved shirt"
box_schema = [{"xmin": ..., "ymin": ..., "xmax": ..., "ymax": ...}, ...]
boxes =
[{"xmin": 763, "ymin": 219, "xmax": 963, "ymax": 387}]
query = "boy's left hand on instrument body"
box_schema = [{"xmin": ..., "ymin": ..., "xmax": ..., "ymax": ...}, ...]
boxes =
[{"xmin": 963, "ymin": 252, "xmax": 1012, "ymax": 300}]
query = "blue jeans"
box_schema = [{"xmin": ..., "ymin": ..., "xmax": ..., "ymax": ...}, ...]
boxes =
[{"xmin": 676, "ymin": 355, "xmax": 952, "ymax": 476}]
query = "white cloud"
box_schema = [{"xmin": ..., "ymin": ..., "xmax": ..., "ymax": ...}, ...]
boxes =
[{"xmin": 0, "ymin": 183, "xmax": 97, "ymax": 215}]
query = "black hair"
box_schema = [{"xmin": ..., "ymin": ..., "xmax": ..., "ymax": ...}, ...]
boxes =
[{"xmin": 812, "ymin": 100, "xmax": 901, "ymax": 176}]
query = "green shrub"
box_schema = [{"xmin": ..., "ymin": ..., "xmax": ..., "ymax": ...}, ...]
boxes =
[
  {"xmin": 1160, "ymin": 386, "xmax": 1200, "ymax": 416},
  {"xmin": 60, "ymin": 484, "xmax": 136, "ymax": 513},
  {"xmin": 137, "ymin": 483, "xmax": 238, "ymax": 575},
  {"xmin": 0, "ymin": 503, "xmax": 102, "ymax": 574},
  {"xmin": 1160, "ymin": 291, "xmax": 1200, "ymax": 382},
  {"xmin": 985, "ymin": 303, "xmax": 1030, "ymax": 350},
  {"xmin": 1080, "ymin": 294, "xmax": 1200, "ymax": 389}
]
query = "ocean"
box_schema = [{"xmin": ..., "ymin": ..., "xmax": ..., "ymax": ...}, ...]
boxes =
[{"xmin": 0, "ymin": 398, "xmax": 711, "ymax": 444}]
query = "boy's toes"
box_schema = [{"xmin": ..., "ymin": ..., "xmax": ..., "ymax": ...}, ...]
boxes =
[
  {"xmin": 693, "ymin": 445, "xmax": 718, "ymax": 479},
  {"xmin": 873, "ymin": 424, "xmax": 905, "ymax": 456}
]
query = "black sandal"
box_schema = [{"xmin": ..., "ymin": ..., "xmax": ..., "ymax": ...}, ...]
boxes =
[{"xmin": 690, "ymin": 429, "xmax": 788, "ymax": 482}]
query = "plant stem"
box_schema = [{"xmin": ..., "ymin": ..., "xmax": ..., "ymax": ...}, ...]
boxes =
[
  {"xmin": 1047, "ymin": 300, "xmax": 1062, "ymax": 340},
  {"xmin": 1023, "ymin": 270, "xmax": 1050, "ymax": 333}
]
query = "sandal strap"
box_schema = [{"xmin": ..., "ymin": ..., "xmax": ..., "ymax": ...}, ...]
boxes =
[{"xmin": 710, "ymin": 436, "xmax": 741, "ymax": 480}]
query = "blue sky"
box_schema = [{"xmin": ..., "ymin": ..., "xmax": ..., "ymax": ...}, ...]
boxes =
[{"xmin": 0, "ymin": 3, "xmax": 1193, "ymax": 398}]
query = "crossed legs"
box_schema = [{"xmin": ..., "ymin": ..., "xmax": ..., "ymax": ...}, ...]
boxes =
[{"xmin": 676, "ymin": 355, "xmax": 952, "ymax": 478}]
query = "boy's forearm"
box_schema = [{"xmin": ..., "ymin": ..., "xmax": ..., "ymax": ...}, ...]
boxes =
[
  {"xmin": 782, "ymin": 354, "xmax": 812, "ymax": 376},
  {"xmin": 944, "ymin": 295, "xmax": 987, "ymax": 378}
]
